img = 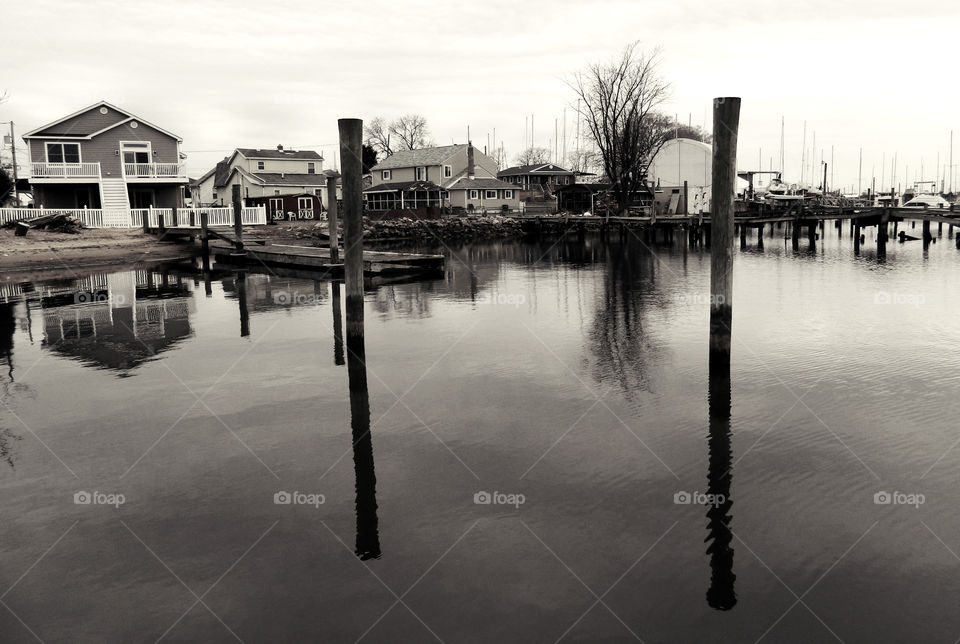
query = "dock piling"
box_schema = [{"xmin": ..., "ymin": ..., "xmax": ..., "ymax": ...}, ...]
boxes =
[
  {"xmin": 327, "ymin": 171, "xmax": 341, "ymax": 262},
  {"xmin": 339, "ymin": 118, "xmax": 365, "ymax": 307},
  {"xmin": 232, "ymin": 184, "xmax": 244, "ymax": 253},
  {"xmin": 709, "ymin": 97, "xmax": 739, "ymax": 369}
]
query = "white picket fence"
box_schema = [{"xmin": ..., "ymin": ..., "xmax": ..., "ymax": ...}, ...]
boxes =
[{"xmin": 0, "ymin": 207, "xmax": 267, "ymax": 229}]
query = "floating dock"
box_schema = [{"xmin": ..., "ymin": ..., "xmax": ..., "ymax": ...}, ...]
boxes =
[{"xmin": 211, "ymin": 242, "xmax": 444, "ymax": 277}]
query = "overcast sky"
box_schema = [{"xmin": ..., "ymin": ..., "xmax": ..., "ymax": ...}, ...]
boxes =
[{"xmin": 5, "ymin": 0, "xmax": 960, "ymax": 193}]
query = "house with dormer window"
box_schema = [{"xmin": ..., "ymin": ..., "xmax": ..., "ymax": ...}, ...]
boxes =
[
  {"xmin": 365, "ymin": 143, "xmax": 519, "ymax": 216},
  {"xmin": 23, "ymin": 101, "xmax": 187, "ymax": 224},
  {"xmin": 193, "ymin": 146, "xmax": 328, "ymax": 219}
]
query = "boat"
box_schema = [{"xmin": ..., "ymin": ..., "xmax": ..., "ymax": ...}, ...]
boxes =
[{"xmin": 901, "ymin": 194, "xmax": 952, "ymax": 209}]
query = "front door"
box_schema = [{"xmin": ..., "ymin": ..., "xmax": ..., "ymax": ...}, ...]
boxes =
[{"xmin": 121, "ymin": 142, "xmax": 151, "ymax": 176}]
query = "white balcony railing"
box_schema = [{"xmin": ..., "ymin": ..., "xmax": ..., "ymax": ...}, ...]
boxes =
[
  {"xmin": 124, "ymin": 162, "xmax": 185, "ymax": 178},
  {"xmin": 31, "ymin": 162, "xmax": 101, "ymax": 178},
  {"xmin": 0, "ymin": 206, "xmax": 267, "ymax": 229}
]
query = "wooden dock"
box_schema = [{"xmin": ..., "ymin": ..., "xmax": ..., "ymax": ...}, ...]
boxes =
[{"xmin": 211, "ymin": 242, "xmax": 444, "ymax": 277}]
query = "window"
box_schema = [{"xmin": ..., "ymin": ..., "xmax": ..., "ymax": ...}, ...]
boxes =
[
  {"xmin": 213, "ymin": 192, "xmax": 218, "ymax": 200},
  {"xmin": 416, "ymin": 167, "xmax": 426, "ymax": 181},
  {"xmin": 46, "ymin": 142, "xmax": 80, "ymax": 164},
  {"xmin": 485, "ymin": 190, "xmax": 497, "ymax": 199},
  {"xmin": 257, "ymin": 161, "xmax": 265, "ymax": 170},
  {"xmin": 469, "ymin": 190, "xmax": 478, "ymax": 200},
  {"xmin": 443, "ymin": 165, "xmax": 452, "ymax": 178},
  {"xmin": 307, "ymin": 162, "xmax": 316, "ymax": 174},
  {"xmin": 314, "ymin": 188, "xmax": 323, "ymax": 196},
  {"xmin": 245, "ymin": 187, "xmax": 249, "ymax": 198},
  {"xmin": 504, "ymin": 190, "xmax": 512, "ymax": 199},
  {"xmin": 381, "ymin": 170, "xmax": 391, "ymax": 180},
  {"xmin": 274, "ymin": 189, "xmax": 281, "ymax": 196}
]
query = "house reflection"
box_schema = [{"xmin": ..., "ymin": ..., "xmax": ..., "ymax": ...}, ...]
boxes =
[
  {"xmin": 220, "ymin": 274, "xmax": 328, "ymax": 313},
  {"xmin": 39, "ymin": 270, "xmax": 194, "ymax": 373}
]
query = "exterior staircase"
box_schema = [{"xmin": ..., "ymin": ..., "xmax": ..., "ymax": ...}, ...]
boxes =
[{"xmin": 99, "ymin": 178, "xmax": 132, "ymax": 227}]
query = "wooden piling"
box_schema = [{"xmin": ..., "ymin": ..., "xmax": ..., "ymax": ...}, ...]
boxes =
[
  {"xmin": 339, "ymin": 118, "xmax": 365, "ymax": 307},
  {"xmin": 171, "ymin": 205, "xmax": 178, "ymax": 228},
  {"xmin": 327, "ymin": 171, "xmax": 341, "ymax": 262},
  {"xmin": 157, "ymin": 213, "xmax": 166, "ymax": 239},
  {"xmin": 923, "ymin": 220, "xmax": 932, "ymax": 245},
  {"xmin": 332, "ymin": 281, "xmax": 345, "ymax": 366},
  {"xmin": 232, "ymin": 184, "xmax": 244, "ymax": 252},
  {"xmin": 200, "ymin": 211, "xmax": 210, "ymax": 271},
  {"xmin": 340, "ymin": 120, "xmax": 380, "ymax": 558},
  {"xmin": 709, "ymin": 97, "xmax": 739, "ymax": 367},
  {"xmin": 791, "ymin": 221, "xmax": 800, "ymax": 250}
]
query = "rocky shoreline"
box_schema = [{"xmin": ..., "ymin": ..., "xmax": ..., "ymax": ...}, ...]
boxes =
[{"xmin": 358, "ymin": 216, "xmax": 525, "ymax": 241}]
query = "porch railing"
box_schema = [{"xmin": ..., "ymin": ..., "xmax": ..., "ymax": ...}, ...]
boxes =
[
  {"xmin": 123, "ymin": 163, "xmax": 185, "ymax": 178},
  {"xmin": 31, "ymin": 162, "xmax": 101, "ymax": 178},
  {"xmin": 0, "ymin": 206, "xmax": 267, "ymax": 229}
]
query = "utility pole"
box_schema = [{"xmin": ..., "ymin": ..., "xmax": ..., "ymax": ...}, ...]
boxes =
[{"xmin": 9, "ymin": 122, "xmax": 19, "ymax": 207}]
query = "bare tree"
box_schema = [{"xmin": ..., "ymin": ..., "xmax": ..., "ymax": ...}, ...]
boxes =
[
  {"xmin": 389, "ymin": 114, "xmax": 432, "ymax": 151},
  {"xmin": 364, "ymin": 117, "xmax": 393, "ymax": 157},
  {"xmin": 571, "ymin": 43, "xmax": 672, "ymax": 214},
  {"xmin": 566, "ymin": 147, "xmax": 601, "ymax": 175},
  {"xmin": 515, "ymin": 146, "xmax": 551, "ymax": 166}
]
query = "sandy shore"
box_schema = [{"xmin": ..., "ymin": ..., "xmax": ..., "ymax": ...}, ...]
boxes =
[{"xmin": 0, "ymin": 221, "xmax": 322, "ymax": 275}]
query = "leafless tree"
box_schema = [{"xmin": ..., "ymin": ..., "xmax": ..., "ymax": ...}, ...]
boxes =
[
  {"xmin": 515, "ymin": 146, "xmax": 551, "ymax": 166},
  {"xmin": 571, "ymin": 43, "xmax": 672, "ymax": 214},
  {"xmin": 566, "ymin": 147, "xmax": 601, "ymax": 175},
  {"xmin": 364, "ymin": 117, "xmax": 393, "ymax": 157},
  {"xmin": 389, "ymin": 114, "xmax": 432, "ymax": 151}
]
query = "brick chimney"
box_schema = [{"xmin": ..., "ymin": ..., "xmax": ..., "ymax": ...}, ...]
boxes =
[{"xmin": 467, "ymin": 142, "xmax": 475, "ymax": 180}]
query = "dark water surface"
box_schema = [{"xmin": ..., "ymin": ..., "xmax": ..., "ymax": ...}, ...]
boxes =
[{"xmin": 1, "ymin": 223, "xmax": 959, "ymax": 643}]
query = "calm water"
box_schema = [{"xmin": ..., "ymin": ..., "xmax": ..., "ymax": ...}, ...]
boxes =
[{"xmin": 1, "ymin": 222, "xmax": 959, "ymax": 643}]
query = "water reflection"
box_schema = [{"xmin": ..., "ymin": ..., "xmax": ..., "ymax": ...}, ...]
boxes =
[
  {"xmin": 346, "ymin": 291, "xmax": 381, "ymax": 559},
  {"xmin": 706, "ymin": 311, "xmax": 736, "ymax": 610},
  {"xmin": 38, "ymin": 271, "xmax": 194, "ymax": 373},
  {"xmin": 331, "ymin": 281, "xmax": 344, "ymax": 366},
  {"xmin": 0, "ymin": 302, "xmax": 14, "ymax": 380}
]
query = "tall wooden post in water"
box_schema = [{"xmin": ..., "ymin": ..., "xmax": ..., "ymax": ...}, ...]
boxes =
[
  {"xmin": 710, "ymin": 97, "xmax": 740, "ymax": 368},
  {"xmin": 232, "ymin": 184, "xmax": 244, "ymax": 252},
  {"xmin": 706, "ymin": 96, "xmax": 739, "ymax": 610},
  {"xmin": 326, "ymin": 170, "xmax": 341, "ymax": 262},
  {"xmin": 340, "ymin": 119, "xmax": 364, "ymax": 303},
  {"xmin": 339, "ymin": 118, "xmax": 380, "ymax": 559}
]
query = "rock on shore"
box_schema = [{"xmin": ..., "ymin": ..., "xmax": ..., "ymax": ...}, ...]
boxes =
[{"xmin": 317, "ymin": 216, "xmax": 525, "ymax": 241}]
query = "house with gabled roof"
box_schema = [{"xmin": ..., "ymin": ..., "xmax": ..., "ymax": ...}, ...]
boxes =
[
  {"xmin": 193, "ymin": 146, "xmax": 331, "ymax": 219},
  {"xmin": 22, "ymin": 101, "xmax": 187, "ymax": 222},
  {"xmin": 365, "ymin": 143, "xmax": 520, "ymax": 217},
  {"xmin": 497, "ymin": 163, "xmax": 576, "ymax": 194}
]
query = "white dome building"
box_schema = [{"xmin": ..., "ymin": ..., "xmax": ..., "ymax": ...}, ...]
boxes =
[{"xmin": 648, "ymin": 138, "xmax": 712, "ymax": 190}]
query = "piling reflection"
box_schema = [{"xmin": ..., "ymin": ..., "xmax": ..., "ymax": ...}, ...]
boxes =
[
  {"xmin": 706, "ymin": 322, "xmax": 736, "ymax": 610},
  {"xmin": 346, "ymin": 294, "xmax": 380, "ymax": 559},
  {"xmin": 237, "ymin": 273, "xmax": 250, "ymax": 337},
  {"xmin": 0, "ymin": 302, "xmax": 14, "ymax": 381},
  {"xmin": 331, "ymin": 281, "xmax": 344, "ymax": 366}
]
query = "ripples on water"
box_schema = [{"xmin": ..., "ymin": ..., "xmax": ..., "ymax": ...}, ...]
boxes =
[{"xmin": 0, "ymin": 223, "xmax": 959, "ymax": 642}]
